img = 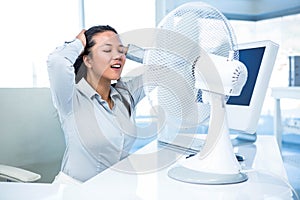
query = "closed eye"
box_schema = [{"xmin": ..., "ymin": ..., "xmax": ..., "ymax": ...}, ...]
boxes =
[{"xmin": 103, "ymin": 49, "xmax": 112, "ymax": 53}]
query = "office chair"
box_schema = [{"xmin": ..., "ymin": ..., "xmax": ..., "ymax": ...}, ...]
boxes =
[{"xmin": 0, "ymin": 88, "xmax": 65, "ymax": 183}]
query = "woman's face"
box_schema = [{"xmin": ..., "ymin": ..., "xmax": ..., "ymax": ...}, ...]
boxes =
[{"xmin": 84, "ymin": 31, "xmax": 126, "ymax": 82}]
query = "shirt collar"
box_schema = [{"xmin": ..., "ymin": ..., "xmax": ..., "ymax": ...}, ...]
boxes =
[
  {"xmin": 77, "ymin": 78, "xmax": 121, "ymax": 100},
  {"xmin": 77, "ymin": 78, "xmax": 96, "ymax": 99},
  {"xmin": 110, "ymin": 86, "xmax": 121, "ymax": 99}
]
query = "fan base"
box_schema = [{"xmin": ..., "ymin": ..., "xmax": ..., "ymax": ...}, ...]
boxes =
[{"xmin": 168, "ymin": 165, "xmax": 248, "ymax": 185}]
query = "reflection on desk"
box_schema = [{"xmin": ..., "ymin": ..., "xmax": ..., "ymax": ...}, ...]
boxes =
[{"xmin": 0, "ymin": 135, "xmax": 294, "ymax": 200}]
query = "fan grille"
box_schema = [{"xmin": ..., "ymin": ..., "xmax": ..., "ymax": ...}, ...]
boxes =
[{"xmin": 142, "ymin": 2, "xmax": 238, "ymax": 128}]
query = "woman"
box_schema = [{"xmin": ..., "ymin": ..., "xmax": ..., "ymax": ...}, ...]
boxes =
[{"xmin": 47, "ymin": 25, "xmax": 145, "ymax": 182}]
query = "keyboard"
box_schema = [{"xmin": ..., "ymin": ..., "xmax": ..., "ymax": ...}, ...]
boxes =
[{"xmin": 157, "ymin": 133, "xmax": 205, "ymax": 155}]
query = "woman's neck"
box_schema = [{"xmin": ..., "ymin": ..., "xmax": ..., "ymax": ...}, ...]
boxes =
[
  {"xmin": 96, "ymin": 82, "xmax": 111, "ymax": 101},
  {"xmin": 87, "ymin": 76, "xmax": 111, "ymax": 101},
  {"xmin": 86, "ymin": 70, "xmax": 115, "ymax": 109}
]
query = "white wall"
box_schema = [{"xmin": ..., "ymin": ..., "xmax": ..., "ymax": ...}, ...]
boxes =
[
  {"xmin": 0, "ymin": 0, "xmax": 80, "ymax": 87},
  {"xmin": 0, "ymin": 0, "xmax": 156, "ymax": 88}
]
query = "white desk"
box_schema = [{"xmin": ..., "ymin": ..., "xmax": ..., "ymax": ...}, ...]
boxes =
[
  {"xmin": 0, "ymin": 135, "xmax": 294, "ymax": 200},
  {"xmin": 271, "ymin": 87, "xmax": 300, "ymax": 150}
]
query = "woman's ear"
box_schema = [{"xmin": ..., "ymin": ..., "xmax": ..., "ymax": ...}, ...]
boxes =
[{"xmin": 83, "ymin": 55, "xmax": 92, "ymax": 69}]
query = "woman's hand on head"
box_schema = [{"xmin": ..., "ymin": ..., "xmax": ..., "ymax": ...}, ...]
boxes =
[{"xmin": 76, "ymin": 29, "xmax": 86, "ymax": 47}]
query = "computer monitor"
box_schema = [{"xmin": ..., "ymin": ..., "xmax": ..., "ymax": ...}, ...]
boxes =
[{"xmin": 226, "ymin": 40, "xmax": 279, "ymax": 137}]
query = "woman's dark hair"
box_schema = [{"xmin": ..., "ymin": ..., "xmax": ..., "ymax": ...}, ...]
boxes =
[{"xmin": 74, "ymin": 25, "xmax": 118, "ymax": 83}]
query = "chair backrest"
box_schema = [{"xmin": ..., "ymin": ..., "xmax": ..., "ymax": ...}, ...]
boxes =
[{"xmin": 0, "ymin": 88, "xmax": 65, "ymax": 183}]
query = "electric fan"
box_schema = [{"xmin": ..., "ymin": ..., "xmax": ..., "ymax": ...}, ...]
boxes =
[{"xmin": 137, "ymin": 2, "xmax": 249, "ymax": 184}]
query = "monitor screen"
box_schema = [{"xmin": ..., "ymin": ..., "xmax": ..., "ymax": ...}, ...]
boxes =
[{"xmin": 227, "ymin": 47, "xmax": 266, "ymax": 106}]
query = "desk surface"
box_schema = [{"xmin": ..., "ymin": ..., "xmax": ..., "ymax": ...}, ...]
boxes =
[
  {"xmin": 271, "ymin": 86, "xmax": 300, "ymax": 99},
  {"xmin": 0, "ymin": 135, "xmax": 294, "ymax": 200}
]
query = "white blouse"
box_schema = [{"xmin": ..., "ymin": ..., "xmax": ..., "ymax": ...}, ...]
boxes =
[{"xmin": 47, "ymin": 39, "xmax": 145, "ymax": 182}]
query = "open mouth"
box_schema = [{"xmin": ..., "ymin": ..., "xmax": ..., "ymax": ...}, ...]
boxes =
[{"xmin": 111, "ymin": 64, "xmax": 121, "ymax": 69}]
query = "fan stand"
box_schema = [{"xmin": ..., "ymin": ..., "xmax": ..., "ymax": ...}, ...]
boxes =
[{"xmin": 168, "ymin": 92, "xmax": 248, "ymax": 184}]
